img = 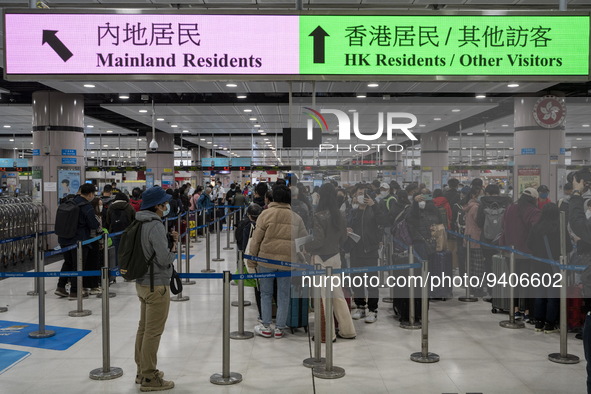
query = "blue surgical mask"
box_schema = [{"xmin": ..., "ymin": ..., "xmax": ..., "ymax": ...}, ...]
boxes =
[
  {"xmin": 162, "ymin": 202, "xmax": 170, "ymax": 217},
  {"xmin": 540, "ymin": 193, "xmax": 549, "ymax": 199}
]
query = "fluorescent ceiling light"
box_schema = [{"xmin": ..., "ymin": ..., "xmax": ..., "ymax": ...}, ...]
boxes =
[
  {"xmin": 139, "ymin": 109, "xmax": 148, "ymax": 113},
  {"xmin": 367, "ymin": 83, "xmax": 379, "ymax": 87},
  {"xmin": 451, "ymin": 109, "xmax": 460, "ymax": 112},
  {"xmin": 249, "ymin": 117, "xmax": 257, "ymax": 121},
  {"xmin": 476, "ymin": 94, "xmax": 486, "ymax": 99},
  {"xmin": 244, "ymin": 109, "xmax": 252, "ymax": 113},
  {"xmin": 119, "ymin": 94, "xmax": 129, "ymax": 99},
  {"xmin": 89, "ymin": 142, "xmax": 95, "ymax": 145},
  {"xmin": 171, "ymin": 125, "xmax": 178, "ymax": 128},
  {"xmin": 226, "ymin": 83, "xmax": 237, "ymax": 88},
  {"xmin": 106, "ymin": 130, "xmax": 113, "ymax": 133},
  {"xmin": 183, "ymin": 130, "xmax": 189, "ymax": 133},
  {"xmin": 237, "ymin": 95, "xmax": 247, "ymax": 99},
  {"xmin": 87, "ymin": 125, "xmax": 94, "ymax": 128},
  {"xmin": 83, "ymin": 84, "xmax": 95, "ymax": 88},
  {"xmin": 156, "ymin": 118, "xmax": 164, "ymax": 121},
  {"xmin": 507, "ymin": 83, "xmax": 520, "ymax": 88}
]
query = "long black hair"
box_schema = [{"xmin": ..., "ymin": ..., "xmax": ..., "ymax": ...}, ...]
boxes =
[
  {"xmin": 316, "ymin": 183, "xmax": 345, "ymax": 230},
  {"xmin": 537, "ymin": 202, "xmax": 559, "ymax": 227},
  {"xmin": 461, "ymin": 186, "xmax": 482, "ymax": 206}
]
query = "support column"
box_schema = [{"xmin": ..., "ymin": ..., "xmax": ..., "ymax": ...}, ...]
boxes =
[
  {"xmin": 420, "ymin": 131, "xmax": 448, "ymax": 191},
  {"xmin": 32, "ymin": 91, "xmax": 85, "ymax": 249},
  {"xmin": 513, "ymin": 96, "xmax": 566, "ymax": 202},
  {"xmin": 191, "ymin": 146, "xmax": 211, "ymax": 186},
  {"xmin": 146, "ymin": 132, "xmax": 175, "ymax": 189}
]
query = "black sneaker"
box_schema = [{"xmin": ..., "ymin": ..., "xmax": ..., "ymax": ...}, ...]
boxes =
[
  {"xmin": 544, "ymin": 323, "xmax": 559, "ymax": 334},
  {"xmin": 534, "ymin": 321, "xmax": 544, "ymax": 332},
  {"xmin": 54, "ymin": 287, "xmax": 68, "ymax": 297}
]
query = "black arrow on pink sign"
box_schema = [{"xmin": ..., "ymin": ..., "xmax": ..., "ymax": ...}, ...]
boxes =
[{"xmin": 42, "ymin": 30, "xmax": 73, "ymax": 62}]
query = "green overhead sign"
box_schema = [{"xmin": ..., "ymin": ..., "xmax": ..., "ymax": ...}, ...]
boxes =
[{"xmin": 299, "ymin": 15, "xmax": 590, "ymax": 76}]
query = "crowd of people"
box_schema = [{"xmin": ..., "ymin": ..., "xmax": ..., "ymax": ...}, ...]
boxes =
[{"xmin": 51, "ymin": 176, "xmax": 591, "ymax": 392}]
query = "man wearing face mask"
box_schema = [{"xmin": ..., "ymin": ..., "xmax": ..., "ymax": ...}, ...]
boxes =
[
  {"xmin": 537, "ymin": 185, "xmax": 552, "ymax": 210},
  {"xmin": 376, "ymin": 183, "xmax": 391, "ymax": 203},
  {"xmin": 346, "ymin": 184, "xmax": 388, "ymax": 323},
  {"xmin": 134, "ymin": 186, "xmax": 177, "ymax": 391}
]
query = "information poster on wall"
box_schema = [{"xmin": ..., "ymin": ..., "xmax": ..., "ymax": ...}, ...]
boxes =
[
  {"xmin": 517, "ymin": 165, "xmax": 541, "ymax": 194},
  {"xmin": 161, "ymin": 174, "xmax": 174, "ymax": 189},
  {"xmin": 57, "ymin": 167, "xmax": 81, "ymax": 201},
  {"xmin": 32, "ymin": 167, "xmax": 42, "ymax": 203},
  {"xmin": 441, "ymin": 170, "xmax": 449, "ymax": 190},
  {"xmin": 421, "ymin": 171, "xmax": 433, "ymax": 191},
  {"xmin": 146, "ymin": 173, "xmax": 154, "ymax": 189}
]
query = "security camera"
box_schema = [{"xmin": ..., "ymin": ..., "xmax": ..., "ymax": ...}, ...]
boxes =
[
  {"xmin": 149, "ymin": 139, "xmax": 159, "ymax": 152},
  {"xmin": 43, "ymin": 146, "xmax": 50, "ymax": 155}
]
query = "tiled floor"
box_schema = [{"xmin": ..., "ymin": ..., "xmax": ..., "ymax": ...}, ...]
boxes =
[{"xmin": 0, "ymin": 231, "xmax": 586, "ymax": 394}]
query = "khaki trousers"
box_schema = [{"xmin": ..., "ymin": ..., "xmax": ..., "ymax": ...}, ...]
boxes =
[
  {"xmin": 135, "ymin": 284, "xmax": 171, "ymax": 379},
  {"xmin": 314, "ymin": 254, "xmax": 357, "ymax": 340}
]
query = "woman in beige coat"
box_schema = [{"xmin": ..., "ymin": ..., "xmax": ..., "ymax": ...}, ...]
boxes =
[
  {"xmin": 248, "ymin": 185, "xmax": 308, "ymax": 338},
  {"xmin": 307, "ymin": 183, "xmax": 356, "ymax": 341}
]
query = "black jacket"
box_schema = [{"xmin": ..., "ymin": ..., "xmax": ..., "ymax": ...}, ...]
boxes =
[
  {"xmin": 406, "ymin": 200, "xmax": 441, "ymax": 243},
  {"xmin": 347, "ymin": 204, "xmax": 388, "ymax": 261},
  {"xmin": 568, "ymin": 194, "xmax": 591, "ymax": 300},
  {"xmin": 58, "ymin": 195, "xmax": 101, "ymax": 246}
]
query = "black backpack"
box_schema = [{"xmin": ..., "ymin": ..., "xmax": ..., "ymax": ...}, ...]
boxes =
[
  {"xmin": 109, "ymin": 208, "xmax": 131, "ymax": 233},
  {"xmin": 234, "ymin": 218, "xmax": 251, "ymax": 251},
  {"xmin": 55, "ymin": 199, "xmax": 86, "ymax": 239},
  {"xmin": 118, "ymin": 220, "xmax": 156, "ymax": 289}
]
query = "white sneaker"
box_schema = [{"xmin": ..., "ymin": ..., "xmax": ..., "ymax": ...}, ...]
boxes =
[
  {"xmin": 89, "ymin": 287, "xmax": 102, "ymax": 295},
  {"xmin": 274, "ymin": 328, "xmax": 284, "ymax": 339},
  {"xmin": 254, "ymin": 324, "xmax": 272, "ymax": 338},
  {"xmin": 351, "ymin": 308, "xmax": 366, "ymax": 320},
  {"xmin": 365, "ymin": 311, "xmax": 377, "ymax": 324}
]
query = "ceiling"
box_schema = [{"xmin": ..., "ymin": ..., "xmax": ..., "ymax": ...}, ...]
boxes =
[{"xmin": 0, "ymin": 2, "xmax": 589, "ymax": 167}]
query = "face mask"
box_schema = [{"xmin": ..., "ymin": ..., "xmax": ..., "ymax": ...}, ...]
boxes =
[
  {"xmin": 352, "ymin": 203, "xmax": 359, "ymax": 210},
  {"xmin": 99, "ymin": 206, "xmax": 103, "ymax": 213},
  {"xmin": 162, "ymin": 203, "xmax": 170, "ymax": 217},
  {"xmin": 477, "ymin": 196, "xmax": 483, "ymax": 202},
  {"xmin": 540, "ymin": 193, "xmax": 549, "ymax": 199},
  {"xmin": 587, "ymin": 211, "xmax": 591, "ymax": 220},
  {"xmin": 418, "ymin": 201, "xmax": 426, "ymax": 209},
  {"xmin": 380, "ymin": 191, "xmax": 389, "ymax": 198},
  {"xmin": 357, "ymin": 195, "xmax": 366, "ymax": 204}
]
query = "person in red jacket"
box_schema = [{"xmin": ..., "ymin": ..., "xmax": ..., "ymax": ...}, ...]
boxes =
[
  {"xmin": 130, "ymin": 187, "xmax": 142, "ymax": 212},
  {"xmin": 537, "ymin": 185, "xmax": 551, "ymax": 210},
  {"xmin": 500, "ymin": 187, "xmax": 541, "ymax": 322},
  {"xmin": 433, "ymin": 188, "xmax": 452, "ymax": 228}
]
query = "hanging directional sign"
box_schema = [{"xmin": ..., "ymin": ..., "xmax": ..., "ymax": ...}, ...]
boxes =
[{"xmin": 3, "ymin": 11, "xmax": 590, "ymax": 79}]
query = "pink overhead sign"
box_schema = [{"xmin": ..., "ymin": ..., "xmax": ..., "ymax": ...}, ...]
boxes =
[{"xmin": 4, "ymin": 13, "xmax": 299, "ymax": 76}]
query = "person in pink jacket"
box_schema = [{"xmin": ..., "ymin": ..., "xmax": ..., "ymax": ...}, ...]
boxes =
[{"xmin": 462, "ymin": 185, "xmax": 486, "ymax": 297}]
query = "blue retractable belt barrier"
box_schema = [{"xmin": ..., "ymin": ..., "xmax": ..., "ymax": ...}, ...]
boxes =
[
  {"xmin": 0, "ymin": 270, "xmax": 101, "ymax": 278},
  {"xmin": 242, "ymin": 254, "xmax": 314, "ymax": 270}
]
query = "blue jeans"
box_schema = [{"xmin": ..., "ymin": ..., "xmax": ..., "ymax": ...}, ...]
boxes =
[
  {"xmin": 258, "ymin": 265, "xmax": 290, "ymax": 330},
  {"xmin": 584, "ymin": 314, "xmax": 591, "ymax": 394}
]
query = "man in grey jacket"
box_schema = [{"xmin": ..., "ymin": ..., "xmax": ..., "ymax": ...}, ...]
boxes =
[{"xmin": 134, "ymin": 186, "xmax": 177, "ymax": 392}]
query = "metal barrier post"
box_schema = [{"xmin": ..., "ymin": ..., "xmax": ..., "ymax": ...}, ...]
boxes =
[
  {"xmin": 548, "ymin": 254, "xmax": 580, "ymax": 364},
  {"xmin": 304, "ymin": 263, "xmax": 326, "ymax": 368},
  {"xmin": 382, "ymin": 235, "xmax": 393, "ymax": 303},
  {"xmin": 230, "ymin": 208, "xmax": 239, "ymax": 245},
  {"xmin": 210, "ymin": 271, "xmax": 243, "ymax": 385},
  {"xmin": 232, "ymin": 248, "xmax": 251, "ymax": 307},
  {"xmin": 69, "ymin": 241, "xmax": 91, "ymax": 317},
  {"xmin": 230, "ymin": 251, "xmax": 254, "ymax": 340},
  {"xmin": 172, "ymin": 222, "xmax": 189, "ymax": 302},
  {"xmin": 499, "ymin": 249, "xmax": 525, "ymax": 329},
  {"xmin": 29, "ymin": 233, "xmax": 55, "ymax": 339},
  {"xmin": 27, "ymin": 227, "xmax": 46, "ymax": 296},
  {"xmin": 100, "ymin": 233, "xmax": 116, "ymax": 298},
  {"xmin": 194, "ymin": 210, "xmax": 202, "ymax": 243},
  {"xmin": 183, "ymin": 224, "xmax": 196, "ymax": 285},
  {"xmin": 458, "ymin": 241, "xmax": 477, "ymax": 302},
  {"xmin": 89, "ymin": 266, "xmax": 124, "ymax": 380},
  {"xmin": 313, "ymin": 266, "xmax": 345, "ymax": 379},
  {"xmin": 549, "ymin": 212, "xmax": 580, "ymax": 364},
  {"xmin": 202, "ymin": 223, "xmax": 215, "ymax": 273},
  {"xmin": 213, "ymin": 218, "xmax": 225, "ymax": 262},
  {"xmin": 401, "ymin": 246, "xmax": 421, "ymax": 330},
  {"xmin": 224, "ymin": 211, "xmax": 233, "ymax": 251},
  {"xmin": 410, "ymin": 258, "xmax": 440, "ymax": 363}
]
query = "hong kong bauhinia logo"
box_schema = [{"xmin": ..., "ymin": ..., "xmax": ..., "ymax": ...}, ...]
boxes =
[{"xmin": 303, "ymin": 108, "xmax": 418, "ymax": 152}]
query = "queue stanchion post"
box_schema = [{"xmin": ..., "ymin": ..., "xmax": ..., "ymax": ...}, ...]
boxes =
[
  {"xmin": 29, "ymin": 232, "xmax": 55, "ymax": 339},
  {"xmin": 224, "ymin": 210, "xmax": 233, "ymax": 251},
  {"xmin": 27, "ymin": 228, "xmax": 46, "ymax": 296},
  {"xmin": 232, "ymin": 248, "xmax": 251, "ymax": 307},
  {"xmin": 172, "ymin": 224, "xmax": 189, "ymax": 302},
  {"xmin": 100, "ymin": 233, "xmax": 116, "ymax": 298},
  {"xmin": 458, "ymin": 240, "xmax": 478, "ymax": 302},
  {"xmin": 211, "ymin": 271, "xmax": 243, "ymax": 385},
  {"xmin": 499, "ymin": 248, "xmax": 525, "ymax": 329},
  {"xmin": 382, "ymin": 235, "xmax": 393, "ymax": 303},
  {"xmin": 230, "ymin": 251, "xmax": 254, "ymax": 340},
  {"xmin": 230, "ymin": 208, "xmax": 239, "ymax": 245},
  {"xmin": 410, "ymin": 257, "xmax": 440, "ymax": 363},
  {"xmin": 313, "ymin": 266, "xmax": 345, "ymax": 379},
  {"xmin": 183, "ymin": 223, "xmax": 196, "ymax": 285},
  {"xmin": 89, "ymin": 266, "xmax": 123, "ymax": 380},
  {"xmin": 304, "ymin": 263, "xmax": 326, "ymax": 368},
  {"xmin": 194, "ymin": 210, "xmax": 202, "ymax": 244},
  {"xmin": 401, "ymin": 246, "xmax": 421, "ymax": 330},
  {"xmin": 212, "ymin": 218, "xmax": 225, "ymax": 262},
  {"xmin": 549, "ymin": 211, "xmax": 580, "ymax": 364},
  {"xmin": 202, "ymin": 220, "xmax": 215, "ymax": 273},
  {"xmin": 69, "ymin": 241, "xmax": 92, "ymax": 317}
]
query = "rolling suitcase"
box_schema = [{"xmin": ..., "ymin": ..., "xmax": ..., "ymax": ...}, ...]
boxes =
[
  {"xmin": 429, "ymin": 251, "xmax": 453, "ymax": 300},
  {"xmin": 287, "ymin": 284, "xmax": 309, "ymax": 333}
]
